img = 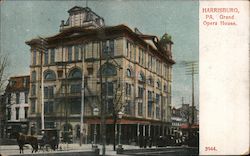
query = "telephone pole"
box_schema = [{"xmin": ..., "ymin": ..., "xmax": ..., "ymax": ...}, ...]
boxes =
[
  {"xmin": 185, "ymin": 61, "xmax": 198, "ymax": 125},
  {"xmin": 38, "ymin": 36, "xmax": 48, "ymax": 133}
]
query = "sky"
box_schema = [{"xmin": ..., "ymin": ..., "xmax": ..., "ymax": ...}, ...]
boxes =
[{"xmin": 0, "ymin": 0, "xmax": 199, "ymax": 108}]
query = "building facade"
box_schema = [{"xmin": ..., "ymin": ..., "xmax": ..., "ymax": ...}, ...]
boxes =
[
  {"xmin": 4, "ymin": 76, "xmax": 30, "ymax": 137},
  {"xmin": 171, "ymin": 104, "xmax": 199, "ymax": 138},
  {"xmin": 26, "ymin": 6, "xmax": 175, "ymax": 144}
]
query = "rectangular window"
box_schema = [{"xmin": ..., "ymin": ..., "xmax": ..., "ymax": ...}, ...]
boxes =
[
  {"xmin": 156, "ymin": 107, "xmax": 160, "ymax": 119},
  {"xmin": 8, "ymin": 94, "xmax": 11, "ymax": 104},
  {"xmin": 148, "ymin": 91, "xmax": 153, "ymax": 101},
  {"xmin": 106, "ymin": 98, "xmax": 113, "ymax": 114},
  {"xmin": 57, "ymin": 70, "xmax": 63, "ymax": 78},
  {"xmin": 138, "ymin": 48, "xmax": 141, "ymax": 64},
  {"xmin": 138, "ymin": 102, "xmax": 143, "ymax": 116},
  {"xmin": 102, "ymin": 82, "xmax": 114, "ymax": 96},
  {"xmin": 124, "ymin": 101, "xmax": 131, "ymax": 115},
  {"xmin": 156, "ymin": 94, "xmax": 160, "ymax": 105},
  {"xmin": 156, "ymin": 94, "xmax": 160, "ymax": 118},
  {"xmin": 148, "ymin": 101, "xmax": 153, "ymax": 117},
  {"xmin": 75, "ymin": 45, "xmax": 79, "ymax": 61},
  {"xmin": 142, "ymin": 50, "xmax": 144, "ymax": 66},
  {"xmin": 70, "ymin": 98, "xmax": 81, "ymax": 114},
  {"xmin": 148, "ymin": 91, "xmax": 153, "ymax": 117},
  {"xmin": 31, "ymin": 100, "xmax": 36, "ymax": 113},
  {"xmin": 16, "ymin": 92, "xmax": 20, "ymax": 104},
  {"xmin": 68, "ymin": 46, "xmax": 72, "ymax": 62},
  {"xmin": 130, "ymin": 44, "xmax": 133, "ymax": 60},
  {"xmin": 138, "ymin": 87, "xmax": 144, "ymax": 98},
  {"xmin": 125, "ymin": 83, "xmax": 131, "ymax": 96},
  {"xmin": 24, "ymin": 92, "xmax": 28, "ymax": 103},
  {"xmin": 33, "ymin": 49, "xmax": 36, "ymax": 65},
  {"xmin": 50, "ymin": 48, "xmax": 55, "ymax": 64},
  {"xmin": 15, "ymin": 107, "xmax": 19, "ymax": 120},
  {"xmin": 44, "ymin": 50, "xmax": 49, "ymax": 65},
  {"xmin": 7, "ymin": 108, "xmax": 11, "ymax": 120},
  {"xmin": 70, "ymin": 84, "xmax": 81, "ymax": 93},
  {"xmin": 44, "ymin": 101, "xmax": 54, "ymax": 114},
  {"xmin": 24, "ymin": 107, "xmax": 28, "ymax": 118},
  {"xmin": 87, "ymin": 68, "xmax": 93, "ymax": 75},
  {"xmin": 44, "ymin": 86, "xmax": 54, "ymax": 99},
  {"xmin": 31, "ymin": 85, "xmax": 36, "ymax": 96},
  {"xmin": 102, "ymin": 40, "xmax": 114, "ymax": 57}
]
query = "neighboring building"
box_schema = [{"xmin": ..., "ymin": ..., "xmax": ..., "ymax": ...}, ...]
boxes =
[
  {"xmin": 171, "ymin": 107, "xmax": 186, "ymax": 136},
  {"xmin": 26, "ymin": 6, "xmax": 175, "ymax": 144},
  {"xmin": 171, "ymin": 104, "xmax": 199, "ymax": 136},
  {"xmin": 4, "ymin": 76, "xmax": 30, "ymax": 137}
]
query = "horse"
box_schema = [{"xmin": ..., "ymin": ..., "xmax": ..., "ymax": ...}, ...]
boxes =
[{"xmin": 11, "ymin": 132, "xmax": 38, "ymax": 154}]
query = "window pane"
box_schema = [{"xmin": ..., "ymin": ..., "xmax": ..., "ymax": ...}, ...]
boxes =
[
  {"xmin": 68, "ymin": 46, "xmax": 72, "ymax": 61},
  {"xmin": 75, "ymin": 46, "xmax": 79, "ymax": 60},
  {"xmin": 31, "ymin": 85, "xmax": 36, "ymax": 96},
  {"xmin": 50, "ymin": 48, "xmax": 55, "ymax": 63},
  {"xmin": 70, "ymin": 98, "xmax": 81, "ymax": 114},
  {"xmin": 31, "ymin": 71, "xmax": 36, "ymax": 82},
  {"xmin": 25, "ymin": 92, "xmax": 28, "ymax": 103},
  {"xmin": 16, "ymin": 93, "xmax": 20, "ymax": 104},
  {"xmin": 69, "ymin": 69, "xmax": 82, "ymax": 79},
  {"xmin": 70, "ymin": 84, "xmax": 81, "ymax": 93},
  {"xmin": 44, "ymin": 50, "xmax": 48, "ymax": 65},
  {"xmin": 24, "ymin": 107, "xmax": 28, "ymax": 118},
  {"xmin": 31, "ymin": 100, "xmax": 36, "ymax": 113},
  {"xmin": 44, "ymin": 71, "xmax": 56, "ymax": 80},
  {"xmin": 15, "ymin": 107, "xmax": 19, "ymax": 120},
  {"xmin": 44, "ymin": 101, "xmax": 54, "ymax": 114},
  {"xmin": 44, "ymin": 86, "xmax": 54, "ymax": 99},
  {"xmin": 138, "ymin": 102, "xmax": 143, "ymax": 116}
]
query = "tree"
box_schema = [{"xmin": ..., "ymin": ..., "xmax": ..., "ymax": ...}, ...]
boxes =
[
  {"xmin": 0, "ymin": 54, "xmax": 8, "ymax": 94},
  {"xmin": 111, "ymin": 78, "xmax": 124, "ymax": 151}
]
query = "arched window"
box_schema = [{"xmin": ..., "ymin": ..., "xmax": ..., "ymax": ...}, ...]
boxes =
[
  {"xmin": 100, "ymin": 63, "xmax": 117, "ymax": 77},
  {"xmin": 44, "ymin": 70, "xmax": 56, "ymax": 80},
  {"xmin": 147, "ymin": 76, "xmax": 153, "ymax": 85},
  {"xmin": 157, "ymin": 80, "xmax": 161, "ymax": 88},
  {"xmin": 69, "ymin": 68, "xmax": 82, "ymax": 79},
  {"xmin": 127, "ymin": 69, "xmax": 131, "ymax": 77},
  {"xmin": 138, "ymin": 72, "xmax": 145, "ymax": 82},
  {"xmin": 31, "ymin": 71, "xmax": 36, "ymax": 82}
]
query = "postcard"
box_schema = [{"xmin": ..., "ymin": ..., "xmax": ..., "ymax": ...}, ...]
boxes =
[{"xmin": 0, "ymin": 0, "xmax": 249, "ymax": 155}]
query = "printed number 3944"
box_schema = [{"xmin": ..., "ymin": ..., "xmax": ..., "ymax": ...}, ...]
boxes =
[{"xmin": 205, "ymin": 147, "xmax": 217, "ymax": 151}]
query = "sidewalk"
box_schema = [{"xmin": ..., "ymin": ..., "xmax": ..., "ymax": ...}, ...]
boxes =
[{"xmin": 0, "ymin": 143, "xmax": 139, "ymax": 156}]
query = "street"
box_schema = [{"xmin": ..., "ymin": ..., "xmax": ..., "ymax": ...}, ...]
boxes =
[{"xmin": 0, "ymin": 143, "xmax": 198, "ymax": 156}]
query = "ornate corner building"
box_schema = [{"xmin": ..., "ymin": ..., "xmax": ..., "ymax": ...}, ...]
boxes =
[{"xmin": 26, "ymin": 6, "xmax": 175, "ymax": 144}]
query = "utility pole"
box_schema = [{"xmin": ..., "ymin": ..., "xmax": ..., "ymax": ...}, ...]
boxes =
[
  {"xmin": 99, "ymin": 41, "xmax": 106, "ymax": 156},
  {"xmin": 38, "ymin": 37, "xmax": 48, "ymax": 133},
  {"xmin": 185, "ymin": 61, "xmax": 198, "ymax": 125},
  {"xmin": 80, "ymin": 45, "xmax": 85, "ymax": 146}
]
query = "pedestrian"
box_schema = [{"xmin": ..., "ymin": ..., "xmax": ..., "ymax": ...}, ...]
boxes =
[
  {"xmin": 139, "ymin": 136, "xmax": 143, "ymax": 148},
  {"xmin": 148, "ymin": 137, "xmax": 152, "ymax": 148},
  {"xmin": 143, "ymin": 136, "xmax": 147, "ymax": 148}
]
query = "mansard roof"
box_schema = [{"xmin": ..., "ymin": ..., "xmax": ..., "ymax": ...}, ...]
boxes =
[{"xmin": 5, "ymin": 75, "xmax": 30, "ymax": 92}]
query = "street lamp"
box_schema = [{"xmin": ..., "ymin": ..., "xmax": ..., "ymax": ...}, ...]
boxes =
[
  {"xmin": 93, "ymin": 107, "xmax": 99, "ymax": 149},
  {"xmin": 117, "ymin": 111, "xmax": 123, "ymax": 153}
]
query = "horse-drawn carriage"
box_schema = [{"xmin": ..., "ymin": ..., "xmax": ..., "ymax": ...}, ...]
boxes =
[{"xmin": 38, "ymin": 129, "xmax": 60, "ymax": 151}]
